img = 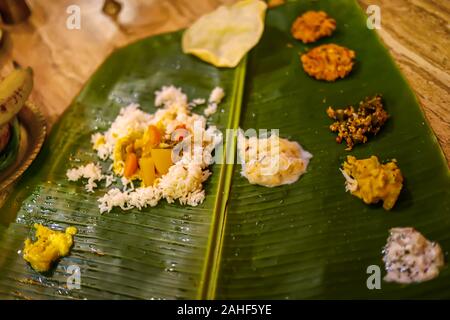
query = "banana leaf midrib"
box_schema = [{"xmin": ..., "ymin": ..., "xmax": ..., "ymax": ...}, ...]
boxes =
[{"xmin": 199, "ymin": 56, "xmax": 247, "ymax": 299}]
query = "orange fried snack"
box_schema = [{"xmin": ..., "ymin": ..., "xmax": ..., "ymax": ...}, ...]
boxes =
[
  {"xmin": 291, "ymin": 11, "xmax": 336, "ymax": 43},
  {"xmin": 301, "ymin": 44, "xmax": 355, "ymax": 81}
]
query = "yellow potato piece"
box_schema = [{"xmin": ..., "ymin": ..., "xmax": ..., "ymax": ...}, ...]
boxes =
[
  {"xmin": 139, "ymin": 157, "xmax": 156, "ymax": 187},
  {"xmin": 151, "ymin": 149, "xmax": 173, "ymax": 175},
  {"xmin": 182, "ymin": 0, "xmax": 267, "ymax": 68}
]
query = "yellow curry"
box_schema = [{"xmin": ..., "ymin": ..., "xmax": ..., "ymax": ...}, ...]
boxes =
[
  {"xmin": 341, "ymin": 155, "xmax": 403, "ymax": 210},
  {"xmin": 23, "ymin": 224, "xmax": 77, "ymax": 272}
]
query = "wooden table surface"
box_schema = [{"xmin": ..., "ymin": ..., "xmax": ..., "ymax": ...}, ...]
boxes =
[{"xmin": 0, "ymin": 0, "xmax": 449, "ymax": 164}]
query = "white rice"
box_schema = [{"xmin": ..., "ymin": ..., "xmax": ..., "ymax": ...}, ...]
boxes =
[
  {"xmin": 66, "ymin": 162, "xmax": 104, "ymax": 193},
  {"xmin": 70, "ymin": 85, "xmax": 225, "ymax": 213},
  {"xmin": 98, "ymin": 188, "xmax": 133, "ymax": 212},
  {"xmin": 204, "ymin": 103, "xmax": 218, "ymax": 117},
  {"xmin": 154, "ymin": 85, "xmax": 188, "ymax": 108},
  {"xmin": 104, "ymin": 174, "xmax": 115, "ymax": 188},
  {"xmin": 189, "ymin": 98, "xmax": 206, "ymax": 107},
  {"xmin": 204, "ymin": 87, "xmax": 225, "ymax": 117},
  {"xmin": 209, "ymin": 87, "xmax": 225, "ymax": 104}
]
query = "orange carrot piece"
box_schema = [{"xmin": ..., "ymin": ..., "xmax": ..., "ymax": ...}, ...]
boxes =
[
  {"xmin": 147, "ymin": 125, "xmax": 161, "ymax": 146},
  {"xmin": 124, "ymin": 152, "xmax": 138, "ymax": 178}
]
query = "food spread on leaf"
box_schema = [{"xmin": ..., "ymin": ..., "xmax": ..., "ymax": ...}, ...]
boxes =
[
  {"xmin": 67, "ymin": 85, "xmax": 225, "ymax": 213},
  {"xmin": 182, "ymin": 0, "xmax": 267, "ymax": 68},
  {"xmin": 291, "ymin": 11, "xmax": 336, "ymax": 43},
  {"xmin": 383, "ymin": 228, "xmax": 444, "ymax": 283},
  {"xmin": 301, "ymin": 44, "xmax": 355, "ymax": 81},
  {"xmin": 6, "ymin": 0, "xmax": 447, "ymax": 294},
  {"xmin": 23, "ymin": 224, "xmax": 77, "ymax": 273},
  {"xmin": 340, "ymin": 155, "xmax": 403, "ymax": 210},
  {"xmin": 238, "ymin": 132, "xmax": 312, "ymax": 187},
  {"xmin": 327, "ymin": 95, "xmax": 389, "ymax": 150}
]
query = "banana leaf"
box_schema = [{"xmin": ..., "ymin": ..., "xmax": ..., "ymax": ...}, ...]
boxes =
[
  {"xmin": 0, "ymin": 32, "xmax": 242, "ymax": 299},
  {"xmin": 214, "ymin": 0, "xmax": 450, "ymax": 299},
  {"xmin": 0, "ymin": 0, "xmax": 449, "ymax": 299}
]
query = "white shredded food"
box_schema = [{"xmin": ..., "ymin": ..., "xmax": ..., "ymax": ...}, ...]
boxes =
[
  {"xmin": 209, "ymin": 87, "xmax": 225, "ymax": 104},
  {"xmin": 67, "ymin": 85, "xmax": 225, "ymax": 213},
  {"xmin": 204, "ymin": 86, "xmax": 225, "ymax": 117},
  {"xmin": 154, "ymin": 85, "xmax": 188, "ymax": 108},
  {"xmin": 204, "ymin": 103, "xmax": 218, "ymax": 117},
  {"xmin": 383, "ymin": 227, "xmax": 444, "ymax": 284},
  {"xmin": 339, "ymin": 168, "xmax": 358, "ymax": 192},
  {"xmin": 189, "ymin": 98, "xmax": 206, "ymax": 107},
  {"xmin": 66, "ymin": 162, "xmax": 104, "ymax": 193}
]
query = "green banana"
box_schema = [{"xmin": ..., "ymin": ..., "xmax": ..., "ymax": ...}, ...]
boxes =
[{"xmin": 0, "ymin": 67, "xmax": 33, "ymax": 126}]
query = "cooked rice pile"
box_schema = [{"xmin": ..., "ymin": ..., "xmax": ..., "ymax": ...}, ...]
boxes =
[{"xmin": 67, "ymin": 86, "xmax": 225, "ymax": 213}]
